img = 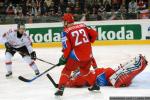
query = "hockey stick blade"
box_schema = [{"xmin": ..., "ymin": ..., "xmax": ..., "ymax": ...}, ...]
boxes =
[
  {"xmin": 47, "ymin": 74, "xmax": 58, "ymax": 88},
  {"xmin": 18, "ymin": 76, "xmax": 32, "ymax": 82},
  {"xmin": 18, "ymin": 64, "xmax": 58, "ymax": 83}
]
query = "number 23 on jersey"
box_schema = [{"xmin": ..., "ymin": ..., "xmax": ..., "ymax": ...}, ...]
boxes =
[{"xmin": 71, "ymin": 29, "xmax": 89, "ymax": 46}]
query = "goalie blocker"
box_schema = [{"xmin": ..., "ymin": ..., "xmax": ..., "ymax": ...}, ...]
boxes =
[{"xmin": 109, "ymin": 54, "xmax": 148, "ymax": 88}]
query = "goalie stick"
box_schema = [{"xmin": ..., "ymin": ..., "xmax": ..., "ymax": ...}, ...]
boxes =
[
  {"xmin": 18, "ymin": 64, "xmax": 59, "ymax": 82},
  {"xmin": 46, "ymin": 74, "xmax": 58, "ymax": 88}
]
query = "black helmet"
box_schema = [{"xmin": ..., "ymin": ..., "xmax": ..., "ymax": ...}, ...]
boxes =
[{"xmin": 17, "ymin": 23, "xmax": 25, "ymax": 29}]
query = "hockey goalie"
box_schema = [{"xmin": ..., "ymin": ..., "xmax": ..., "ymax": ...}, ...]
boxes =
[{"xmin": 59, "ymin": 54, "xmax": 148, "ymax": 88}]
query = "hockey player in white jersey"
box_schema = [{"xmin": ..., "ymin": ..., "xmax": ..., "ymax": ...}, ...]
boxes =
[{"xmin": 2, "ymin": 23, "xmax": 40, "ymax": 78}]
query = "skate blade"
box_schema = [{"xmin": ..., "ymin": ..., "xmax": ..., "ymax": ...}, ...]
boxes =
[
  {"xmin": 90, "ymin": 90, "xmax": 101, "ymax": 93},
  {"xmin": 55, "ymin": 95, "xmax": 62, "ymax": 100}
]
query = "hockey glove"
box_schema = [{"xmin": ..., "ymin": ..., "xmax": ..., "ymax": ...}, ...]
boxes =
[
  {"xmin": 30, "ymin": 51, "xmax": 36, "ymax": 60},
  {"xmin": 5, "ymin": 42, "xmax": 14, "ymax": 50},
  {"xmin": 58, "ymin": 55, "xmax": 67, "ymax": 66}
]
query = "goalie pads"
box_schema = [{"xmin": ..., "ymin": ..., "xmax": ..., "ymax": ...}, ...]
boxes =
[{"xmin": 109, "ymin": 54, "xmax": 148, "ymax": 88}]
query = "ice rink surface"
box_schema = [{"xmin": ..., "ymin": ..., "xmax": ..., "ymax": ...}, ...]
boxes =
[{"xmin": 0, "ymin": 45, "xmax": 150, "ymax": 100}]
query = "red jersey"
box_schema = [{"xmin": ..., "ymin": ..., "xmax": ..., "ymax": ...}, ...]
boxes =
[
  {"xmin": 61, "ymin": 23, "xmax": 98, "ymax": 61},
  {"xmin": 66, "ymin": 68, "xmax": 115, "ymax": 87}
]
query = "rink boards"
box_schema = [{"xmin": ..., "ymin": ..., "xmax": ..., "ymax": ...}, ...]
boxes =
[{"xmin": 0, "ymin": 19, "xmax": 150, "ymax": 48}]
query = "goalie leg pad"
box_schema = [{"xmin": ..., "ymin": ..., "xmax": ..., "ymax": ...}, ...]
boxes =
[{"xmin": 109, "ymin": 54, "xmax": 148, "ymax": 88}]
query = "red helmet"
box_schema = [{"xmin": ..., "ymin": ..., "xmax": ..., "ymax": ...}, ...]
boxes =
[{"xmin": 62, "ymin": 13, "xmax": 74, "ymax": 23}]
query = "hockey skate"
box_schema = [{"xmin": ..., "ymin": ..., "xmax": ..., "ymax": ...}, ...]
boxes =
[
  {"xmin": 88, "ymin": 83, "xmax": 100, "ymax": 91},
  {"xmin": 6, "ymin": 71, "xmax": 12, "ymax": 78},
  {"xmin": 35, "ymin": 70, "xmax": 40, "ymax": 75}
]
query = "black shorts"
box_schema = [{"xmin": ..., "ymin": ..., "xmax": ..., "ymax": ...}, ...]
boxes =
[{"xmin": 5, "ymin": 46, "xmax": 30, "ymax": 57}]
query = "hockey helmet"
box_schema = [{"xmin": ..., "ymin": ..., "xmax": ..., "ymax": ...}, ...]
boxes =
[{"xmin": 62, "ymin": 13, "xmax": 74, "ymax": 23}]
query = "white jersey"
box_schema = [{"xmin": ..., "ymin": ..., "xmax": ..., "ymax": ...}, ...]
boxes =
[{"xmin": 2, "ymin": 29, "xmax": 33, "ymax": 53}]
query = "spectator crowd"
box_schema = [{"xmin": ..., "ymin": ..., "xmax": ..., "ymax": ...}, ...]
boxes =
[{"xmin": 0, "ymin": 0, "xmax": 149, "ymax": 24}]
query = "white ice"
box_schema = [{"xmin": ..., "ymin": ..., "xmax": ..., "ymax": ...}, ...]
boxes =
[{"xmin": 0, "ymin": 45, "xmax": 150, "ymax": 100}]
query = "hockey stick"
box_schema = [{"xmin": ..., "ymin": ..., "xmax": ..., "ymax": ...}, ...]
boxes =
[
  {"xmin": 36, "ymin": 58, "xmax": 55, "ymax": 65},
  {"xmin": 46, "ymin": 74, "xmax": 58, "ymax": 88},
  {"xmin": 17, "ymin": 50, "xmax": 55, "ymax": 66},
  {"xmin": 18, "ymin": 64, "xmax": 59, "ymax": 82}
]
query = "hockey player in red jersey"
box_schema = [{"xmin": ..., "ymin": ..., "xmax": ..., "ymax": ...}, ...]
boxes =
[
  {"xmin": 55, "ymin": 13, "xmax": 98, "ymax": 96},
  {"xmin": 65, "ymin": 54, "xmax": 148, "ymax": 88}
]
